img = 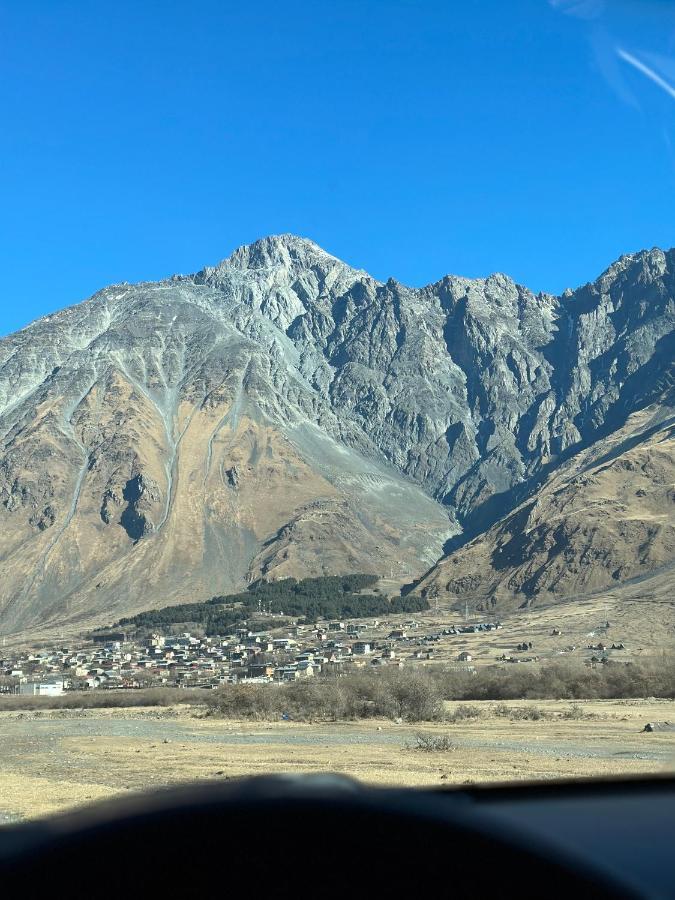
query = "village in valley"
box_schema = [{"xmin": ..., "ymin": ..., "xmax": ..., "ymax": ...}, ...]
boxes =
[
  {"xmin": 0, "ymin": 597, "xmax": 640, "ymax": 699},
  {"xmin": 0, "ymin": 617, "xmax": 505, "ymax": 697}
]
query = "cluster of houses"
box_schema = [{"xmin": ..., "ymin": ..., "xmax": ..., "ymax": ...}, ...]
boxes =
[
  {"xmin": 0, "ymin": 617, "xmax": 496, "ymax": 695},
  {"xmin": 443, "ymin": 623, "xmax": 502, "ymax": 634}
]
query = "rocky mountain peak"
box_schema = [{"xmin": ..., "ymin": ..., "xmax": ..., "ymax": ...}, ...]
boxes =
[
  {"xmin": 194, "ymin": 234, "xmax": 361, "ymax": 288},
  {"xmin": 228, "ymin": 233, "xmax": 338, "ymax": 267},
  {"xmin": 589, "ymin": 247, "xmax": 672, "ymax": 294}
]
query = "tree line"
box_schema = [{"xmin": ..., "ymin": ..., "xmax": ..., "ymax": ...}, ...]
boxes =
[
  {"xmin": 117, "ymin": 574, "xmax": 429, "ymax": 635},
  {"xmin": 203, "ymin": 656, "xmax": 675, "ymax": 721}
]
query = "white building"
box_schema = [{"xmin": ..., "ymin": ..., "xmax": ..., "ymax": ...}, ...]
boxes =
[{"xmin": 19, "ymin": 676, "xmax": 66, "ymax": 697}]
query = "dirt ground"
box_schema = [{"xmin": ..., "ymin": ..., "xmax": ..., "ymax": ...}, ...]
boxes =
[{"xmin": 0, "ymin": 698, "xmax": 673, "ymax": 821}]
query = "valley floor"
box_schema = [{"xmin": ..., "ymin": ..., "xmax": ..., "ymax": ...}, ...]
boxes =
[{"xmin": 0, "ymin": 698, "xmax": 673, "ymax": 821}]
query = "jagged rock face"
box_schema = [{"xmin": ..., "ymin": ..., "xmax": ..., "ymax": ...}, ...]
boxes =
[{"xmin": 0, "ymin": 235, "xmax": 673, "ymax": 633}]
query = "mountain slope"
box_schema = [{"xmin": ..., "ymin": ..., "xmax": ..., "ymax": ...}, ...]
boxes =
[
  {"xmin": 0, "ymin": 235, "xmax": 673, "ymax": 634},
  {"xmin": 416, "ymin": 395, "xmax": 675, "ymax": 610}
]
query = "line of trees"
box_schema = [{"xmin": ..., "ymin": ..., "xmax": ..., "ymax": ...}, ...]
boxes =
[
  {"xmin": 117, "ymin": 574, "xmax": 429, "ymax": 634},
  {"xmin": 204, "ymin": 656, "xmax": 675, "ymax": 721}
]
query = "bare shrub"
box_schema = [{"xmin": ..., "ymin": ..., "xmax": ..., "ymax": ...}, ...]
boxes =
[
  {"xmin": 429, "ymin": 656, "xmax": 675, "ymax": 702},
  {"xmin": 447, "ymin": 704, "xmax": 482, "ymax": 723},
  {"xmin": 378, "ymin": 669, "xmax": 444, "ymax": 721},
  {"xmin": 204, "ymin": 669, "xmax": 443, "ymax": 722},
  {"xmin": 408, "ymin": 732, "xmax": 455, "ymax": 752},
  {"xmin": 204, "ymin": 684, "xmax": 284, "ymax": 719},
  {"xmin": 492, "ymin": 703, "xmax": 548, "ymax": 720},
  {"xmin": 0, "ymin": 688, "xmax": 197, "ymax": 711}
]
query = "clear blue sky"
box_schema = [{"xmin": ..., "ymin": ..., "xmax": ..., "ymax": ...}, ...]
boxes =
[{"xmin": 1, "ymin": 0, "xmax": 675, "ymax": 336}]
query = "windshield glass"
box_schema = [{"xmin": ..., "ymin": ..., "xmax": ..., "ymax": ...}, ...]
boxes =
[{"xmin": 0, "ymin": 0, "xmax": 673, "ymax": 822}]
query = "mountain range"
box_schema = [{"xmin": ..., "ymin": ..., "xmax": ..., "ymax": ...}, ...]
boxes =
[{"xmin": 0, "ymin": 235, "xmax": 673, "ymax": 635}]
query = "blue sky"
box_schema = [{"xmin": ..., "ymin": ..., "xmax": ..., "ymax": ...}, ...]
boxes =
[{"xmin": 1, "ymin": 0, "xmax": 675, "ymax": 336}]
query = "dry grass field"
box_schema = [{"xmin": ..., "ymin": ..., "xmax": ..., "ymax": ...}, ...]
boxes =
[{"xmin": 0, "ymin": 697, "xmax": 673, "ymax": 822}]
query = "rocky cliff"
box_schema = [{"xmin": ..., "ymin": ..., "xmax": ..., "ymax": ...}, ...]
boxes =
[{"xmin": 0, "ymin": 235, "xmax": 673, "ymax": 633}]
